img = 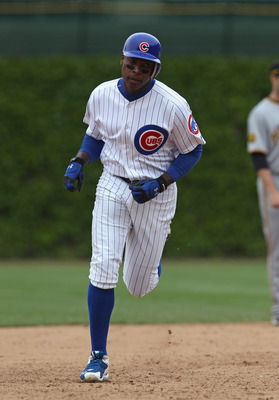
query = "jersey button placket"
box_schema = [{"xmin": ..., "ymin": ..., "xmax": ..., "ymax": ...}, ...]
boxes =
[
  {"xmin": 121, "ymin": 103, "xmax": 130, "ymax": 153},
  {"xmin": 125, "ymin": 102, "xmax": 133, "ymax": 133}
]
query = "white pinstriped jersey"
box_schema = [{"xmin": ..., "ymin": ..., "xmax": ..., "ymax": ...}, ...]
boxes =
[
  {"xmin": 83, "ymin": 78, "xmax": 205, "ymax": 180},
  {"xmin": 247, "ymin": 97, "xmax": 279, "ymax": 173}
]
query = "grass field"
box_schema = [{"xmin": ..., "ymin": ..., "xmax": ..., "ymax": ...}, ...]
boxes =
[{"xmin": 0, "ymin": 258, "xmax": 271, "ymax": 327}]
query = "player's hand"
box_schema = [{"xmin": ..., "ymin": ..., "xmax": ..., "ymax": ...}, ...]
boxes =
[
  {"xmin": 63, "ymin": 157, "xmax": 85, "ymax": 192},
  {"xmin": 129, "ymin": 176, "xmax": 167, "ymax": 204}
]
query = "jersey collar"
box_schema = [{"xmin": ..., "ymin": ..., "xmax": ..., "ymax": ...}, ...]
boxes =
[{"xmin": 117, "ymin": 78, "xmax": 155, "ymax": 102}]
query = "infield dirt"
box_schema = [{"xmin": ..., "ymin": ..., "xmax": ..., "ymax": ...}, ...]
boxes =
[{"xmin": 1, "ymin": 323, "xmax": 278, "ymax": 400}]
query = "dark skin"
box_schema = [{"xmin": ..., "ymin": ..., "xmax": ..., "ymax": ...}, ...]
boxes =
[
  {"xmin": 76, "ymin": 55, "xmax": 173, "ymax": 186},
  {"xmin": 120, "ymin": 55, "xmax": 155, "ymax": 93}
]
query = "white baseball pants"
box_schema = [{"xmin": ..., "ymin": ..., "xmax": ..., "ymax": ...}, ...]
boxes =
[{"xmin": 89, "ymin": 170, "xmax": 177, "ymax": 297}]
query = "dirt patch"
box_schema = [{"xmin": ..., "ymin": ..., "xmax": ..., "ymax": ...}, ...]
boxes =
[{"xmin": 1, "ymin": 323, "xmax": 279, "ymax": 400}]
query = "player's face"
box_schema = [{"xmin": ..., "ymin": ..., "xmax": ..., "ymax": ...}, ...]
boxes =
[{"xmin": 121, "ymin": 56, "xmax": 155, "ymax": 93}]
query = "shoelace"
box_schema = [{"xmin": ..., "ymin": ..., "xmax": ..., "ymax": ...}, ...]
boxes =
[{"xmin": 88, "ymin": 357, "xmax": 106, "ymax": 371}]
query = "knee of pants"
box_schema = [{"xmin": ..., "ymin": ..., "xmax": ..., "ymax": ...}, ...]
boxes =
[
  {"xmin": 124, "ymin": 274, "xmax": 159, "ymax": 298},
  {"xmin": 89, "ymin": 260, "xmax": 119, "ymax": 290},
  {"xmin": 89, "ymin": 279, "xmax": 117, "ymax": 290}
]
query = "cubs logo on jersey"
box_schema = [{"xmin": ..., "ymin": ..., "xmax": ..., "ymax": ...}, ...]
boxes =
[
  {"xmin": 134, "ymin": 125, "xmax": 168, "ymax": 155},
  {"xmin": 188, "ymin": 114, "xmax": 199, "ymax": 135}
]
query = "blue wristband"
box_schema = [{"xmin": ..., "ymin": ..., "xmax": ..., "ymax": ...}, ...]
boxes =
[{"xmin": 79, "ymin": 134, "xmax": 104, "ymax": 163}]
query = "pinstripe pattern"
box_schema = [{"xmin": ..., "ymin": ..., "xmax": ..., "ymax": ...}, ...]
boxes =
[
  {"xmin": 89, "ymin": 171, "xmax": 177, "ymax": 296},
  {"xmin": 84, "ymin": 78, "xmax": 205, "ymax": 181},
  {"xmin": 85, "ymin": 77, "xmax": 204, "ymax": 297}
]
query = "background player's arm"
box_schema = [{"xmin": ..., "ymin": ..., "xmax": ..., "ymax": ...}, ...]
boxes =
[
  {"xmin": 251, "ymin": 152, "xmax": 279, "ymax": 208},
  {"xmin": 257, "ymin": 169, "xmax": 279, "ymax": 208}
]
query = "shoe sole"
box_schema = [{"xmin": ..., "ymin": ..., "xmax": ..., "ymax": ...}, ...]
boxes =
[{"xmin": 80, "ymin": 372, "xmax": 109, "ymax": 382}]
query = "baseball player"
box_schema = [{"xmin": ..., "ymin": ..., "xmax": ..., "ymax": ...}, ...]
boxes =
[
  {"xmin": 247, "ymin": 59, "xmax": 279, "ymax": 326},
  {"xmin": 64, "ymin": 32, "xmax": 206, "ymax": 381}
]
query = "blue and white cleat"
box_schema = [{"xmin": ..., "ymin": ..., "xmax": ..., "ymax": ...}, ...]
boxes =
[{"xmin": 80, "ymin": 351, "xmax": 109, "ymax": 382}]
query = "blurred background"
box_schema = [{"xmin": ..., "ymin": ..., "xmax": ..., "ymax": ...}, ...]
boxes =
[
  {"xmin": 1, "ymin": 0, "xmax": 279, "ymax": 260},
  {"xmin": 1, "ymin": 0, "xmax": 279, "ymax": 56}
]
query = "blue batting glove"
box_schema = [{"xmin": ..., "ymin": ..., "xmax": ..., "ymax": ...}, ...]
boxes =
[
  {"xmin": 129, "ymin": 176, "xmax": 167, "ymax": 204},
  {"xmin": 63, "ymin": 157, "xmax": 84, "ymax": 192}
]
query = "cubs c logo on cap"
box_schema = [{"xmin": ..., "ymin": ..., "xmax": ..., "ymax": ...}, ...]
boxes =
[
  {"xmin": 139, "ymin": 42, "xmax": 149, "ymax": 52},
  {"xmin": 134, "ymin": 125, "xmax": 168, "ymax": 155},
  {"xmin": 188, "ymin": 114, "xmax": 199, "ymax": 135}
]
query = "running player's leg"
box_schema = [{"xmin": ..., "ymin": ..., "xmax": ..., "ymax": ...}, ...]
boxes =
[
  {"xmin": 123, "ymin": 184, "xmax": 177, "ymax": 297},
  {"xmin": 88, "ymin": 172, "xmax": 132, "ymax": 351}
]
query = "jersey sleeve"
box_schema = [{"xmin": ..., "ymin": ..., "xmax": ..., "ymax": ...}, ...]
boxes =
[
  {"xmin": 247, "ymin": 107, "xmax": 268, "ymax": 154},
  {"xmin": 83, "ymin": 91, "xmax": 103, "ymax": 140},
  {"xmin": 171, "ymin": 100, "xmax": 206, "ymax": 153}
]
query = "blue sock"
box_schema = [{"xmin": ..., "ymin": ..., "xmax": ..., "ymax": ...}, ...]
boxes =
[{"xmin": 87, "ymin": 283, "xmax": 115, "ymax": 355}]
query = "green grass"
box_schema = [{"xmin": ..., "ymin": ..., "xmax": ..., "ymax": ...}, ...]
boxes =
[{"xmin": 0, "ymin": 258, "xmax": 271, "ymax": 327}]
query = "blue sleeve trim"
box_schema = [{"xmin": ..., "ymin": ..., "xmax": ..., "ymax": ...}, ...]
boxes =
[
  {"xmin": 166, "ymin": 144, "xmax": 203, "ymax": 182},
  {"xmin": 79, "ymin": 134, "xmax": 104, "ymax": 163}
]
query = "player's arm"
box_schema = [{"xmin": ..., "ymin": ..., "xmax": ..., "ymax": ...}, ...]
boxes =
[
  {"xmin": 251, "ymin": 152, "xmax": 279, "ymax": 208},
  {"xmin": 130, "ymin": 144, "xmax": 203, "ymax": 204},
  {"xmin": 166, "ymin": 144, "xmax": 203, "ymax": 182},
  {"xmin": 64, "ymin": 134, "xmax": 104, "ymax": 192}
]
